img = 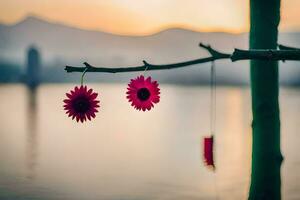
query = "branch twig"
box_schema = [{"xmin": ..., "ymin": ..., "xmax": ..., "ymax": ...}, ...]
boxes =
[
  {"xmin": 231, "ymin": 49, "xmax": 300, "ymax": 61},
  {"xmin": 65, "ymin": 43, "xmax": 300, "ymax": 73},
  {"xmin": 278, "ymin": 44, "xmax": 300, "ymax": 51}
]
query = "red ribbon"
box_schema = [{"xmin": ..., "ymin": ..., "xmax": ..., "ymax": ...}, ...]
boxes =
[{"xmin": 203, "ymin": 136, "xmax": 215, "ymax": 170}]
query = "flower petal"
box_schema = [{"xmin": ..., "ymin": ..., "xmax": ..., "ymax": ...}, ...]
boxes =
[
  {"xmin": 126, "ymin": 75, "xmax": 160, "ymax": 111},
  {"xmin": 63, "ymin": 85, "xmax": 100, "ymax": 123}
]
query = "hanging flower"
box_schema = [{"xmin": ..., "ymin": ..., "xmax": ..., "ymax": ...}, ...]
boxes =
[
  {"xmin": 203, "ymin": 136, "xmax": 215, "ymax": 170},
  {"xmin": 126, "ymin": 75, "xmax": 160, "ymax": 111},
  {"xmin": 63, "ymin": 85, "xmax": 100, "ymax": 123}
]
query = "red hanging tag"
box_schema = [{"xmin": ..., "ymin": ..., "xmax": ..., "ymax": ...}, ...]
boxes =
[{"xmin": 203, "ymin": 136, "xmax": 215, "ymax": 170}]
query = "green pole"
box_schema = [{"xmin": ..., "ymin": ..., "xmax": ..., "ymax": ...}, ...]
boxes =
[{"xmin": 249, "ymin": 0, "xmax": 283, "ymax": 199}]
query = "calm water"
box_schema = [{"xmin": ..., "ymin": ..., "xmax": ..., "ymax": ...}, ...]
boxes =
[{"xmin": 0, "ymin": 84, "xmax": 299, "ymax": 200}]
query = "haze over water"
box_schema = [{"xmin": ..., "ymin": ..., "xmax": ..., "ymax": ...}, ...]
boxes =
[{"xmin": 0, "ymin": 84, "xmax": 299, "ymax": 200}]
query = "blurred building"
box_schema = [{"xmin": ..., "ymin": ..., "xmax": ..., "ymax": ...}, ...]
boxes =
[{"xmin": 26, "ymin": 46, "xmax": 41, "ymax": 89}]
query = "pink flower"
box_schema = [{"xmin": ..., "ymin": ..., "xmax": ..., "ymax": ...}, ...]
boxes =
[
  {"xmin": 126, "ymin": 75, "xmax": 160, "ymax": 111},
  {"xmin": 63, "ymin": 85, "xmax": 100, "ymax": 123},
  {"xmin": 203, "ymin": 136, "xmax": 215, "ymax": 170}
]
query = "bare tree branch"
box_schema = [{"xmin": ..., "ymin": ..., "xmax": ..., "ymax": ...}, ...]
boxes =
[
  {"xmin": 278, "ymin": 44, "xmax": 300, "ymax": 51},
  {"xmin": 231, "ymin": 49, "xmax": 300, "ymax": 61},
  {"xmin": 65, "ymin": 43, "xmax": 300, "ymax": 74}
]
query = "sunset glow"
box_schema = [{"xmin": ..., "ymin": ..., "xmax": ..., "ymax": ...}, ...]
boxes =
[{"xmin": 0, "ymin": 0, "xmax": 299, "ymax": 35}]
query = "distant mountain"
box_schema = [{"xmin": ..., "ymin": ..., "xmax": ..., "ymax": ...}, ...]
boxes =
[{"xmin": 0, "ymin": 15, "xmax": 300, "ymax": 84}]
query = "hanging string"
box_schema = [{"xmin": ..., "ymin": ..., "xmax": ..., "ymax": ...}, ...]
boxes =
[
  {"xmin": 142, "ymin": 64, "xmax": 149, "ymax": 77},
  {"xmin": 211, "ymin": 61, "xmax": 219, "ymax": 200},
  {"xmin": 203, "ymin": 61, "xmax": 217, "ymax": 170},
  {"xmin": 81, "ymin": 67, "xmax": 88, "ymax": 86},
  {"xmin": 202, "ymin": 61, "xmax": 218, "ymax": 198},
  {"xmin": 210, "ymin": 61, "xmax": 216, "ymax": 136}
]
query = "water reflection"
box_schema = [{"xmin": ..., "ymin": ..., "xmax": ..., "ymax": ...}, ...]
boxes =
[
  {"xmin": 0, "ymin": 85, "xmax": 299, "ymax": 199},
  {"xmin": 26, "ymin": 88, "xmax": 39, "ymax": 180}
]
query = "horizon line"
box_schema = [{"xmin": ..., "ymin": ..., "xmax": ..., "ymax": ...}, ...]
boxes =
[
  {"xmin": 1, "ymin": 14, "xmax": 300, "ymax": 37},
  {"xmin": 0, "ymin": 13, "xmax": 300, "ymax": 37}
]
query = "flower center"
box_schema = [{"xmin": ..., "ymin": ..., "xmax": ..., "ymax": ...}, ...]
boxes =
[
  {"xmin": 137, "ymin": 88, "xmax": 150, "ymax": 101},
  {"xmin": 73, "ymin": 96, "xmax": 90, "ymax": 113}
]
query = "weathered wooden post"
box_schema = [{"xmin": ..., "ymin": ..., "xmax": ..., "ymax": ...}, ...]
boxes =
[{"xmin": 249, "ymin": 0, "xmax": 283, "ymax": 199}]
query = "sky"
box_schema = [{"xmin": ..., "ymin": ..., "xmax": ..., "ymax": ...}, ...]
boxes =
[{"xmin": 0, "ymin": 0, "xmax": 299, "ymax": 35}]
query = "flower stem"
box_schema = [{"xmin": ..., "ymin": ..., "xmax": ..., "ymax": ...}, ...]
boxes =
[{"xmin": 81, "ymin": 67, "xmax": 88, "ymax": 85}]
